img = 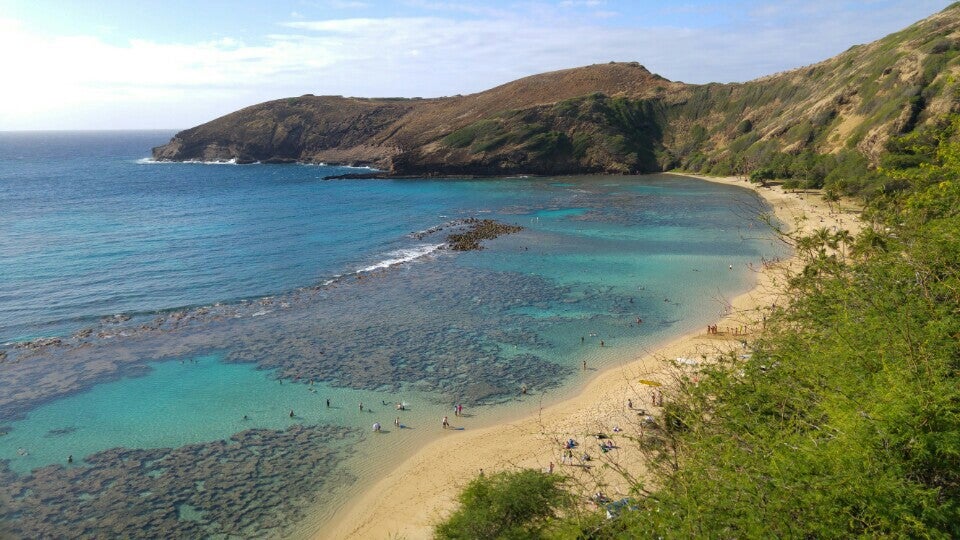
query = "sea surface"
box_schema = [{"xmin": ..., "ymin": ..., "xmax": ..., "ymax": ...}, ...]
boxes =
[{"xmin": 0, "ymin": 131, "xmax": 785, "ymax": 538}]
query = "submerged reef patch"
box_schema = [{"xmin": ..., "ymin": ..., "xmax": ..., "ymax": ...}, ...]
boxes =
[{"xmin": 0, "ymin": 424, "xmax": 359, "ymax": 538}]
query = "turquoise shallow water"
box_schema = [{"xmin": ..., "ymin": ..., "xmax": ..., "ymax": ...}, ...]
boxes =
[
  {"xmin": 0, "ymin": 356, "xmax": 411, "ymax": 475},
  {"xmin": 0, "ymin": 132, "xmax": 786, "ymax": 538}
]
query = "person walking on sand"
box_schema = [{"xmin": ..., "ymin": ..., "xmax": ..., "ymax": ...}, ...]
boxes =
[
  {"xmin": 395, "ymin": 417, "xmax": 401, "ymax": 428},
  {"xmin": 442, "ymin": 416, "xmax": 450, "ymax": 429}
]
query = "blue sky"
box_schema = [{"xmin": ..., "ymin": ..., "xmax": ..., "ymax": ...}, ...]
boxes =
[{"xmin": 0, "ymin": 0, "xmax": 952, "ymax": 129}]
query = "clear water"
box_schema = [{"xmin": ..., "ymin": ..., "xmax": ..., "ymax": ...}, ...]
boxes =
[{"xmin": 0, "ymin": 131, "xmax": 786, "ymax": 538}]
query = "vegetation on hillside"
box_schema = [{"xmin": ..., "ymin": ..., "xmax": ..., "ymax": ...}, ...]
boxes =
[
  {"xmin": 434, "ymin": 119, "xmax": 960, "ymax": 539},
  {"xmin": 435, "ymin": 470, "xmax": 571, "ymax": 539}
]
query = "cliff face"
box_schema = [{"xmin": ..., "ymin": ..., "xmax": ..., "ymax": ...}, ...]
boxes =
[{"xmin": 153, "ymin": 4, "xmax": 960, "ymax": 175}]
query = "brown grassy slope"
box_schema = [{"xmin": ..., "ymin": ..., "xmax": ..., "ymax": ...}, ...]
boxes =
[
  {"xmin": 152, "ymin": 62, "xmax": 681, "ymax": 167},
  {"xmin": 387, "ymin": 62, "xmax": 686, "ymax": 147}
]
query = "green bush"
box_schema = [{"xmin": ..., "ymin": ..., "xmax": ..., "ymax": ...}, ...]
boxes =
[{"xmin": 435, "ymin": 469, "xmax": 570, "ymax": 540}]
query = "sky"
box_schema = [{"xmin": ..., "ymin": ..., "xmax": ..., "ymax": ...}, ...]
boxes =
[{"xmin": 0, "ymin": 0, "xmax": 953, "ymax": 130}]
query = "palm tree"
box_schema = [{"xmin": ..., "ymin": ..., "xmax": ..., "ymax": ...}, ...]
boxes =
[
  {"xmin": 824, "ymin": 189, "xmax": 841, "ymax": 214},
  {"xmin": 813, "ymin": 227, "xmax": 837, "ymax": 255},
  {"xmin": 833, "ymin": 229, "xmax": 853, "ymax": 260}
]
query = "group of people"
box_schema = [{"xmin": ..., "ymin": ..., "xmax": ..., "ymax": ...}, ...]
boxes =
[{"xmin": 707, "ymin": 324, "xmax": 749, "ymax": 335}]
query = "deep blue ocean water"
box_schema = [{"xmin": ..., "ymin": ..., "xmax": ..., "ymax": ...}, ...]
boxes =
[{"xmin": 0, "ymin": 131, "xmax": 786, "ymax": 537}]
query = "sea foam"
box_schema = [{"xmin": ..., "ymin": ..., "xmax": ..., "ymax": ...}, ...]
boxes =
[{"xmin": 356, "ymin": 244, "xmax": 444, "ymax": 273}]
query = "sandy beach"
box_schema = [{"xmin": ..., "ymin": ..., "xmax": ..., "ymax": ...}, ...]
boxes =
[{"xmin": 322, "ymin": 175, "xmax": 862, "ymax": 540}]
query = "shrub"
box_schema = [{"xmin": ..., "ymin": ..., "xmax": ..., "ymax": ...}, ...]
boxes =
[{"xmin": 435, "ymin": 469, "xmax": 570, "ymax": 540}]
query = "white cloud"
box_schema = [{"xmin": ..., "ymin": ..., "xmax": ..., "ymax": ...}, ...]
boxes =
[
  {"xmin": 0, "ymin": 1, "xmax": 953, "ymax": 129},
  {"xmin": 326, "ymin": 0, "xmax": 370, "ymax": 9}
]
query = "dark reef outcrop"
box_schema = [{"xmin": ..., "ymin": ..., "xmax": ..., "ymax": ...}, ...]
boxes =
[{"xmin": 446, "ymin": 219, "xmax": 523, "ymax": 251}]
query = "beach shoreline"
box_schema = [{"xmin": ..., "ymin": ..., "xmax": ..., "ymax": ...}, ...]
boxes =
[{"xmin": 319, "ymin": 174, "xmax": 861, "ymax": 540}]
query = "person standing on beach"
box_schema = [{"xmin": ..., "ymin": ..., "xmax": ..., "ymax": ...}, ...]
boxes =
[{"xmin": 442, "ymin": 416, "xmax": 450, "ymax": 429}]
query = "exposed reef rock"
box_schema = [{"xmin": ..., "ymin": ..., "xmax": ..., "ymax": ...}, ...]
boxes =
[{"xmin": 446, "ymin": 219, "xmax": 523, "ymax": 251}]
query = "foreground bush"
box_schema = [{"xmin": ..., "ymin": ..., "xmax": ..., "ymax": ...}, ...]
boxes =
[{"xmin": 435, "ymin": 469, "xmax": 570, "ymax": 540}]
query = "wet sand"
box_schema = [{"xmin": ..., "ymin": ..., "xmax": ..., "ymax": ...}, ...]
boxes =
[{"xmin": 320, "ymin": 175, "xmax": 862, "ymax": 539}]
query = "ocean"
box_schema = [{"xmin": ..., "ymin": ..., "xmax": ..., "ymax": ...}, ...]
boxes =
[{"xmin": 0, "ymin": 130, "xmax": 785, "ymax": 537}]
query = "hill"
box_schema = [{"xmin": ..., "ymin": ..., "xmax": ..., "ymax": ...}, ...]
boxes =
[{"xmin": 153, "ymin": 4, "xmax": 960, "ymax": 183}]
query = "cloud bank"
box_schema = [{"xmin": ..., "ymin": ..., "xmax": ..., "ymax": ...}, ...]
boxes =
[{"xmin": 0, "ymin": 1, "xmax": 951, "ymax": 129}]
